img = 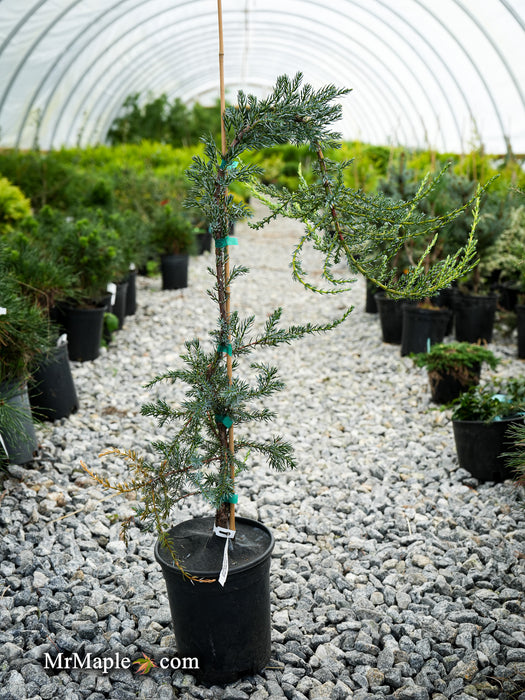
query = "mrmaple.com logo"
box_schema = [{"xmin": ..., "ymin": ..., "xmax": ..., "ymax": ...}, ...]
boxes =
[{"xmin": 44, "ymin": 651, "xmax": 199, "ymax": 675}]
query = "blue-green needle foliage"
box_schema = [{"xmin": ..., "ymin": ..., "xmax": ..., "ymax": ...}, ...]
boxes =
[{"xmin": 94, "ymin": 74, "xmax": 488, "ymax": 551}]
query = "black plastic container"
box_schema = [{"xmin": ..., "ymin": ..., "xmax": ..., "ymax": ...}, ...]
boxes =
[
  {"xmin": 61, "ymin": 302, "xmax": 106, "ymax": 362},
  {"xmin": 365, "ymin": 283, "xmax": 378, "ymax": 313},
  {"xmin": 496, "ymin": 281, "xmax": 520, "ymax": 312},
  {"xmin": 436, "ymin": 286, "xmax": 457, "ymax": 335},
  {"xmin": 454, "ymin": 293, "xmax": 498, "ymax": 344},
  {"xmin": 155, "ymin": 516, "xmax": 274, "ymax": 685},
  {"xmin": 28, "ymin": 343, "xmax": 79, "ymax": 421},
  {"xmin": 517, "ymin": 305, "xmax": 525, "ymax": 359},
  {"xmin": 125, "ymin": 268, "xmax": 137, "ymax": 316},
  {"xmin": 452, "ymin": 415, "xmax": 522, "ymax": 482},
  {"xmin": 161, "ymin": 254, "xmax": 189, "ymax": 290},
  {"xmin": 0, "ymin": 380, "xmax": 38, "ymax": 465},
  {"xmin": 111, "ymin": 281, "xmax": 128, "ymax": 330},
  {"xmin": 428, "ymin": 364, "xmax": 481, "ymax": 404},
  {"xmin": 400, "ymin": 305, "xmax": 452, "ymax": 356},
  {"xmin": 196, "ymin": 229, "xmax": 212, "ymax": 254},
  {"xmin": 375, "ymin": 293, "xmax": 414, "ymax": 344}
]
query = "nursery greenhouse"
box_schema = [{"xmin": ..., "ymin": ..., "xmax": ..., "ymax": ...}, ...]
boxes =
[
  {"xmin": 0, "ymin": 0, "xmax": 525, "ymax": 153},
  {"xmin": 2, "ymin": 2, "xmax": 525, "ymax": 700}
]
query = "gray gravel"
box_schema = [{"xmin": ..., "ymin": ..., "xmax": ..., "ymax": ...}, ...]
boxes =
[{"xmin": 1, "ymin": 203, "xmax": 525, "ymax": 700}]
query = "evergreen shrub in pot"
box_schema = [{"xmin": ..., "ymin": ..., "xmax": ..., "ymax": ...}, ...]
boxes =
[
  {"xmin": 149, "ymin": 200, "xmax": 195, "ymax": 289},
  {"xmin": 450, "ymin": 382, "xmax": 524, "ymax": 482},
  {"xmin": 36, "ymin": 207, "xmax": 126, "ymax": 360},
  {"xmin": 3, "ymin": 225, "xmax": 80, "ymax": 419},
  {"xmin": 0, "ymin": 246, "xmax": 53, "ymax": 464},
  {"xmin": 374, "ymin": 159, "xmax": 462, "ymax": 346},
  {"xmin": 410, "ymin": 341, "xmax": 499, "ymax": 404},
  {"xmin": 83, "ymin": 73, "xmax": 487, "ymax": 684},
  {"xmin": 450, "ymin": 180, "xmax": 514, "ymax": 342},
  {"xmin": 481, "ymin": 205, "xmax": 525, "ymax": 356}
]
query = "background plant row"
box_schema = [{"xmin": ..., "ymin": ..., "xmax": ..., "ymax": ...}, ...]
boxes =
[{"xmin": 0, "ymin": 139, "xmax": 523, "ymax": 215}]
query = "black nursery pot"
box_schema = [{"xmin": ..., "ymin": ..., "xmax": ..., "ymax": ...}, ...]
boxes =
[
  {"xmin": 428, "ymin": 364, "xmax": 481, "ymax": 404},
  {"xmin": 400, "ymin": 305, "xmax": 452, "ymax": 356},
  {"xmin": 454, "ymin": 293, "xmax": 498, "ymax": 344},
  {"xmin": 125, "ymin": 268, "xmax": 137, "ymax": 316},
  {"xmin": 496, "ymin": 281, "xmax": 520, "ymax": 312},
  {"xmin": 516, "ymin": 305, "xmax": 525, "ymax": 359},
  {"xmin": 0, "ymin": 380, "xmax": 38, "ymax": 465},
  {"xmin": 435, "ymin": 286, "xmax": 457, "ymax": 335},
  {"xmin": 155, "ymin": 516, "xmax": 274, "ymax": 685},
  {"xmin": 111, "ymin": 281, "xmax": 128, "ymax": 330},
  {"xmin": 365, "ymin": 283, "xmax": 378, "ymax": 314},
  {"xmin": 61, "ymin": 302, "xmax": 106, "ymax": 362},
  {"xmin": 161, "ymin": 254, "xmax": 189, "ymax": 290},
  {"xmin": 452, "ymin": 415, "xmax": 523, "ymax": 482},
  {"xmin": 196, "ymin": 229, "xmax": 212, "ymax": 254},
  {"xmin": 375, "ymin": 293, "xmax": 414, "ymax": 344},
  {"xmin": 28, "ymin": 343, "xmax": 79, "ymax": 421}
]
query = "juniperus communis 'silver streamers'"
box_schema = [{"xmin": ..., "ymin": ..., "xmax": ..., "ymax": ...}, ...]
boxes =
[{"xmin": 84, "ymin": 74, "xmax": 487, "ymax": 570}]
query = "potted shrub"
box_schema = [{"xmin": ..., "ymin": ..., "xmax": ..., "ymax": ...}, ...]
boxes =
[
  {"xmin": 374, "ymin": 156, "xmax": 419, "ymax": 342},
  {"xmin": 3, "ymin": 225, "xmax": 79, "ymax": 420},
  {"xmin": 481, "ymin": 203, "xmax": 525, "ymax": 310},
  {"xmin": 448, "ymin": 180, "xmax": 513, "ymax": 342},
  {"xmin": 375, "ymin": 157, "xmax": 463, "ymax": 349},
  {"xmin": 410, "ymin": 341, "xmax": 499, "ymax": 404},
  {"xmin": 397, "ymin": 167, "xmax": 475, "ymax": 354},
  {"xmin": 450, "ymin": 382, "xmax": 524, "ymax": 482},
  {"xmin": 480, "ymin": 205, "xmax": 525, "ymax": 356},
  {"xmin": 36, "ymin": 206, "xmax": 125, "ymax": 361},
  {"xmin": 188, "ymin": 207, "xmax": 213, "ymax": 255},
  {"xmin": 0, "ymin": 245, "xmax": 54, "ymax": 463},
  {"xmin": 149, "ymin": 200, "xmax": 195, "ymax": 289},
  {"xmin": 101, "ymin": 208, "xmax": 150, "ymax": 319},
  {"xmin": 83, "ymin": 73, "xmax": 486, "ymax": 684}
]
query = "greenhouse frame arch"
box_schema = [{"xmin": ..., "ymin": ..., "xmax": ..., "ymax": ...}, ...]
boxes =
[{"xmin": 0, "ymin": 0, "xmax": 524, "ymax": 154}]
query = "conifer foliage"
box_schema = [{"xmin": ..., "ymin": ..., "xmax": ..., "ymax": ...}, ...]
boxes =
[{"xmin": 86, "ymin": 74, "xmax": 487, "ymax": 564}]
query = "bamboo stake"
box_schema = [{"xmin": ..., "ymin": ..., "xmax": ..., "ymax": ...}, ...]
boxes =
[{"xmin": 216, "ymin": 0, "xmax": 235, "ymax": 532}]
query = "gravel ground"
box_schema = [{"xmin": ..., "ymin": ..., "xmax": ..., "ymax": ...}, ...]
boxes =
[{"xmin": 1, "ymin": 203, "xmax": 525, "ymax": 700}]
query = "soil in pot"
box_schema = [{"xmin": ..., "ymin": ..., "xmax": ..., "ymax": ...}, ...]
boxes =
[
  {"xmin": 28, "ymin": 342, "xmax": 79, "ymax": 421},
  {"xmin": 454, "ymin": 293, "xmax": 498, "ymax": 344},
  {"xmin": 400, "ymin": 305, "xmax": 452, "ymax": 356},
  {"xmin": 155, "ymin": 516, "xmax": 274, "ymax": 685},
  {"xmin": 428, "ymin": 363, "xmax": 481, "ymax": 404},
  {"xmin": 161, "ymin": 254, "xmax": 189, "ymax": 290},
  {"xmin": 452, "ymin": 415, "xmax": 523, "ymax": 482}
]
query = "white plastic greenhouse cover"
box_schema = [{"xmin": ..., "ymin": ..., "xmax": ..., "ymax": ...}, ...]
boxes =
[{"xmin": 0, "ymin": 0, "xmax": 524, "ymax": 154}]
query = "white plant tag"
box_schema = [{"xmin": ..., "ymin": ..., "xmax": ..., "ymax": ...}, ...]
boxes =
[
  {"xmin": 57, "ymin": 333, "xmax": 68, "ymax": 347},
  {"xmin": 129, "ymin": 262, "xmax": 136, "ymax": 271},
  {"xmin": 213, "ymin": 524, "xmax": 236, "ymax": 587},
  {"xmin": 107, "ymin": 282, "xmax": 117, "ymax": 306},
  {"xmin": 0, "ymin": 307, "xmax": 7, "ymax": 315},
  {"xmin": 0, "ymin": 432, "xmax": 9, "ymax": 458}
]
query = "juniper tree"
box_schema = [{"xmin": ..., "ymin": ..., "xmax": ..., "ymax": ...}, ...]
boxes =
[{"xmin": 85, "ymin": 74, "xmax": 487, "ymax": 568}]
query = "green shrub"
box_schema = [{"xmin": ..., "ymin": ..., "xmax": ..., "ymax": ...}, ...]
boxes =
[
  {"xmin": 0, "ymin": 244, "xmax": 53, "ymax": 383},
  {"xmin": 411, "ymin": 341, "xmax": 499, "ymax": 374},
  {"xmin": 0, "ymin": 177, "xmax": 32, "ymax": 235}
]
